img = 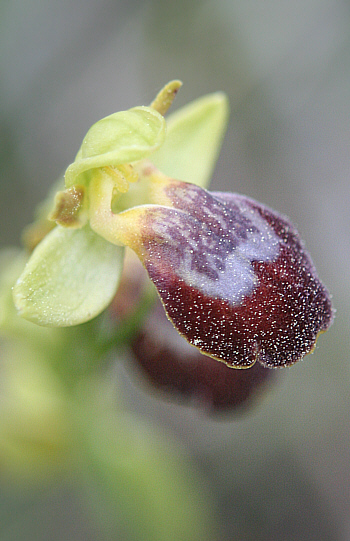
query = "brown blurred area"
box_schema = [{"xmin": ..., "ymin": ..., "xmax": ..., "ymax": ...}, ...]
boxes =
[{"xmin": 1, "ymin": 1, "xmax": 349, "ymax": 539}]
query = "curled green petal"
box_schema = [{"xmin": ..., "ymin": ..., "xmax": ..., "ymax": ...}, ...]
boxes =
[
  {"xmin": 13, "ymin": 226, "xmax": 124, "ymax": 327},
  {"xmin": 65, "ymin": 107, "xmax": 166, "ymax": 188},
  {"xmin": 151, "ymin": 92, "xmax": 229, "ymax": 187}
]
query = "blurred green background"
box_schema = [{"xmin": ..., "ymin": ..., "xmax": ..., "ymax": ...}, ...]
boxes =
[{"xmin": 0, "ymin": 1, "xmax": 349, "ymax": 539}]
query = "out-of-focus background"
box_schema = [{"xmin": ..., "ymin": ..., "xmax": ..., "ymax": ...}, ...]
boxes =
[{"xmin": 0, "ymin": 1, "xmax": 349, "ymax": 540}]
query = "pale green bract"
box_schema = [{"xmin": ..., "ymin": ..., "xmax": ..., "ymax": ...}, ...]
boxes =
[
  {"xmin": 151, "ymin": 92, "xmax": 229, "ymax": 188},
  {"xmin": 13, "ymin": 226, "xmax": 124, "ymax": 327},
  {"xmin": 65, "ymin": 106, "xmax": 166, "ymax": 187}
]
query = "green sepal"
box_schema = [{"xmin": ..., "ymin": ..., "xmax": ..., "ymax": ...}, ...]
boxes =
[
  {"xmin": 65, "ymin": 106, "xmax": 166, "ymax": 188},
  {"xmin": 151, "ymin": 92, "xmax": 229, "ymax": 187},
  {"xmin": 13, "ymin": 226, "xmax": 124, "ymax": 327}
]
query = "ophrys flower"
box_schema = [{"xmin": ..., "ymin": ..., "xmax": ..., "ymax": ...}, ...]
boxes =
[{"xmin": 13, "ymin": 81, "xmax": 333, "ymax": 370}]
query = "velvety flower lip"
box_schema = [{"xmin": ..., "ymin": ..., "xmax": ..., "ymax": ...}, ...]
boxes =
[{"xmin": 114, "ymin": 176, "xmax": 334, "ymax": 369}]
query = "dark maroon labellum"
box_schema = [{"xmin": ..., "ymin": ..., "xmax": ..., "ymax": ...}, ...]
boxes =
[{"xmin": 136, "ymin": 181, "xmax": 334, "ymax": 368}]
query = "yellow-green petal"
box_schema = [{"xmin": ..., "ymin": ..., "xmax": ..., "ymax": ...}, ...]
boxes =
[
  {"xmin": 13, "ymin": 226, "xmax": 124, "ymax": 327},
  {"xmin": 65, "ymin": 106, "xmax": 166, "ymax": 188}
]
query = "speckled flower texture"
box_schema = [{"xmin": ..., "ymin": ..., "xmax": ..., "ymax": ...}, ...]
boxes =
[
  {"xmin": 13, "ymin": 80, "xmax": 333, "ymax": 374},
  {"xmin": 115, "ymin": 173, "xmax": 334, "ymax": 369}
]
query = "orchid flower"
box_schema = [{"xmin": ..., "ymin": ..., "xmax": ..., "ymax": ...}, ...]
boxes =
[{"xmin": 13, "ymin": 81, "xmax": 334, "ymax": 372}]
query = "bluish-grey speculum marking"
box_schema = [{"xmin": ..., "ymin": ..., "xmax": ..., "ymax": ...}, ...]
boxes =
[{"xmin": 146, "ymin": 181, "xmax": 280, "ymax": 305}]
